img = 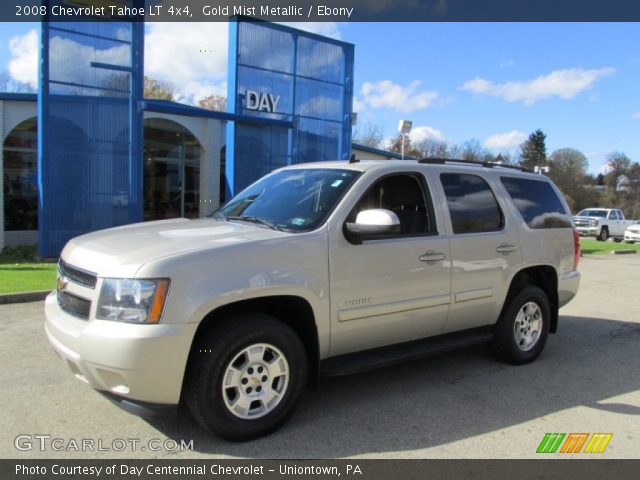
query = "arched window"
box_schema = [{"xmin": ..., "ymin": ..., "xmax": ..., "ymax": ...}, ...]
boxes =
[{"xmin": 3, "ymin": 117, "xmax": 38, "ymax": 231}]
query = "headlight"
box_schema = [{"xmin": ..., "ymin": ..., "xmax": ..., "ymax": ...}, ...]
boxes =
[{"xmin": 96, "ymin": 278, "xmax": 170, "ymax": 324}]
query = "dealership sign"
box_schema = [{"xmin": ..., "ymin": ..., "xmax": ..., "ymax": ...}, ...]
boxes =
[{"xmin": 245, "ymin": 90, "xmax": 281, "ymax": 113}]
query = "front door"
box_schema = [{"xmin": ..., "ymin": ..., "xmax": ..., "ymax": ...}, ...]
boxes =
[{"xmin": 328, "ymin": 172, "xmax": 452, "ymax": 356}]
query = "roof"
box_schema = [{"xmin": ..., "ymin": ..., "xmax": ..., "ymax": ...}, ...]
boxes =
[{"xmin": 0, "ymin": 92, "xmax": 37, "ymax": 102}]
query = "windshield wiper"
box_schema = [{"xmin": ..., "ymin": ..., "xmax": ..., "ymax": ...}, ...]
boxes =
[
  {"xmin": 226, "ymin": 216, "xmax": 285, "ymax": 231},
  {"xmin": 208, "ymin": 211, "xmax": 226, "ymax": 220}
]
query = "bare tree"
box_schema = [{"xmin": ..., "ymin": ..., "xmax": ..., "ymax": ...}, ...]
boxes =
[
  {"xmin": 0, "ymin": 71, "xmax": 9, "ymax": 92},
  {"xmin": 458, "ymin": 139, "xmax": 488, "ymax": 162},
  {"xmin": 352, "ymin": 122, "xmax": 384, "ymax": 148},
  {"xmin": 0, "ymin": 70, "xmax": 35, "ymax": 93},
  {"xmin": 412, "ymin": 138, "xmax": 450, "ymax": 159}
]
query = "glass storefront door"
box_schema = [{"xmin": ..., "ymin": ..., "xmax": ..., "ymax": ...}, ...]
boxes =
[{"xmin": 143, "ymin": 119, "xmax": 201, "ymax": 221}]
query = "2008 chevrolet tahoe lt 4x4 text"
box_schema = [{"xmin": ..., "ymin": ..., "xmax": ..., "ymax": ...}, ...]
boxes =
[{"xmin": 45, "ymin": 159, "xmax": 580, "ymax": 441}]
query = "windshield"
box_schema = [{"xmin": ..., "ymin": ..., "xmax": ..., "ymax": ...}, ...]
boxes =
[
  {"xmin": 214, "ymin": 168, "xmax": 360, "ymax": 232},
  {"xmin": 577, "ymin": 209, "xmax": 607, "ymax": 218}
]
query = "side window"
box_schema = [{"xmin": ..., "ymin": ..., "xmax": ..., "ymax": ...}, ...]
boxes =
[
  {"xmin": 348, "ymin": 173, "xmax": 436, "ymax": 236},
  {"xmin": 440, "ymin": 173, "xmax": 504, "ymax": 234},
  {"xmin": 500, "ymin": 176, "xmax": 572, "ymax": 229},
  {"xmin": 608, "ymin": 211, "xmax": 617, "ymax": 220}
]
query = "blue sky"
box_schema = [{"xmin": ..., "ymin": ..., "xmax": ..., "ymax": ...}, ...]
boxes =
[{"xmin": 1, "ymin": 22, "xmax": 638, "ymax": 174}]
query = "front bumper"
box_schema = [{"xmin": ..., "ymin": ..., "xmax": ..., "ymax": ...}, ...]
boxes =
[
  {"xmin": 575, "ymin": 226, "xmax": 599, "ymax": 236},
  {"xmin": 624, "ymin": 230, "xmax": 640, "ymax": 243},
  {"xmin": 44, "ymin": 292, "xmax": 198, "ymax": 405}
]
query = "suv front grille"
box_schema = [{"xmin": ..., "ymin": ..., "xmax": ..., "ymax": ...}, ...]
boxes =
[
  {"xmin": 57, "ymin": 291, "xmax": 91, "ymax": 320},
  {"xmin": 58, "ymin": 260, "xmax": 97, "ymax": 289}
]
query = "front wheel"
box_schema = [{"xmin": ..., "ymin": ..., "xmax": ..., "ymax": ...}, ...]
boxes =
[
  {"xmin": 185, "ymin": 314, "xmax": 307, "ymax": 441},
  {"xmin": 491, "ymin": 286, "xmax": 551, "ymax": 365}
]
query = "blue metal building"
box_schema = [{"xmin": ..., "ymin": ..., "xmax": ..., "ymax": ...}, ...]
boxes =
[{"xmin": 3, "ymin": 14, "xmax": 355, "ymax": 257}]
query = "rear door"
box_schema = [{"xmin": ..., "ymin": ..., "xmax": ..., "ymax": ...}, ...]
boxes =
[{"xmin": 433, "ymin": 171, "xmax": 523, "ymax": 333}]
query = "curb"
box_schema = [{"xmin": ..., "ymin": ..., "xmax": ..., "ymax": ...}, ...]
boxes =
[
  {"xmin": 610, "ymin": 250, "xmax": 637, "ymax": 255},
  {"xmin": 0, "ymin": 291, "xmax": 50, "ymax": 305}
]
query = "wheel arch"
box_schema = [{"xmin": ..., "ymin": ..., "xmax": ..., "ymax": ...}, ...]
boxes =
[
  {"xmin": 503, "ymin": 265, "xmax": 559, "ymax": 333},
  {"xmin": 182, "ymin": 295, "xmax": 320, "ymax": 398}
]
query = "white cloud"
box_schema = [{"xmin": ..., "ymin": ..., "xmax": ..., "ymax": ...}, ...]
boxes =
[
  {"xmin": 499, "ymin": 59, "xmax": 516, "ymax": 68},
  {"xmin": 360, "ymin": 80, "xmax": 438, "ymax": 113},
  {"xmin": 461, "ymin": 67, "xmax": 615, "ymax": 105},
  {"xmin": 484, "ymin": 130, "xmax": 527, "ymax": 150},
  {"xmin": 8, "ymin": 29, "xmax": 38, "ymax": 88},
  {"xmin": 352, "ymin": 98, "xmax": 366, "ymax": 113},
  {"xmin": 632, "ymin": 112, "xmax": 640, "ymax": 120},
  {"xmin": 409, "ymin": 126, "xmax": 447, "ymax": 144},
  {"xmin": 145, "ymin": 23, "xmax": 229, "ymax": 103}
]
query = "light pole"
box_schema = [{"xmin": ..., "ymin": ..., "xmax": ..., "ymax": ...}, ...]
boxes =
[{"xmin": 398, "ymin": 120, "xmax": 412, "ymax": 160}]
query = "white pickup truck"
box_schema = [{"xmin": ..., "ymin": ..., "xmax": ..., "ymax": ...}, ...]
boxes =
[{"xmin": 573, "ymin": 208, "xmax": 637, "ymax": 241}]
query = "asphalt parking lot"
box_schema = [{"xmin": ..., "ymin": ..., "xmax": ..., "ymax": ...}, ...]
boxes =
[{"xmin": 1, "ymin": 254, "xmax": 639, "ymax": 459}]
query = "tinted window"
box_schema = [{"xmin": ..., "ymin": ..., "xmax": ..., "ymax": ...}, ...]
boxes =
[
  {"xmin": 441, "ymin": 173, "xmax": 503, "ymax": 234},
  {"xmin": 348, "ymin": 174, "xmax": 436, "ymax": 236},
  {"xmin": 501, "ymin": 177, "xmax": 571, "ymax": 229}
]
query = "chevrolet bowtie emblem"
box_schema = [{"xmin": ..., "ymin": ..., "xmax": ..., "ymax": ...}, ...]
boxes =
[{"xmin": 57, "ymin": 275, "xmax": 70, "ymax": 292}]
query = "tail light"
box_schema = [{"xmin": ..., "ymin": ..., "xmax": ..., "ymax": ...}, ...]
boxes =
[{"xmin": 573, "ymin": 229, "xmax": 581, "ymax": 270}]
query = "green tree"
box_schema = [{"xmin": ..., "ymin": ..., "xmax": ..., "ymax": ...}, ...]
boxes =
[
  {"xmin": 143, "ymin": 76, "xmax": 175, "ymax": 101},
  {"xmin": 519, "ymin": 129, "xmax": 547, "ymax": 170}
]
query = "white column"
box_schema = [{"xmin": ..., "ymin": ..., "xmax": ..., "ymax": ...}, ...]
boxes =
[
  {"xmin": 199, "ymin": 118, "xmax": 222, "ymax": 217},
  {"xmin": 0, "ymin": 100, "xmax": 5, "ymax": 251}
]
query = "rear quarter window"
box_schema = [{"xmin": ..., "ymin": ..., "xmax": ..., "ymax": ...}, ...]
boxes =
[{"xmin": 500, "ymin": 177, "xmax": 572, "ymax": 229}]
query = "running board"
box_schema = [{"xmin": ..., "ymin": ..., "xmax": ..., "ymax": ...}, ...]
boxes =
[{"xmin": 320, "ymin": 328, "xmax": 494, "ymax": 377}]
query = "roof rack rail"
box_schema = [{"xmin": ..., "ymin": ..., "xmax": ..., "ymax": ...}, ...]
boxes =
[{"xmin": 418, "ymin": 157, "xmax": 533, "ymax": 173}]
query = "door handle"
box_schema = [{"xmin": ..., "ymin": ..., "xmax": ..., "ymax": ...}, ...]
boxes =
[
  {"xmin": 419, "ymin": 250, "xmax": 446, "ymax": 263},
  {"xmin": 496, "ymin": 243, "xmax": 517, "ymax": 254}
]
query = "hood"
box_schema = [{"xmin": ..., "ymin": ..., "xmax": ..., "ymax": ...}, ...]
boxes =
[
  {"xmin": 627, "ymin": 223, "xmax": 640, "ymax": 232},
  {"xmin": 60, "ymin": 218, "xmax": 286, "ymax": 277}
]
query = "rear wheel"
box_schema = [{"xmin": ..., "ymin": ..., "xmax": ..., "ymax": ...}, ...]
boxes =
[
  {"xmin": 597, "ymin": 227, "xmax": 609, "ymax": 241},
  {"xmin": 185, "ymin": 314, "xmax": 307, "ymax": 441},
  {"xmin": 491, "ymin": 286, "xmax": 550, "ymax": 364}
]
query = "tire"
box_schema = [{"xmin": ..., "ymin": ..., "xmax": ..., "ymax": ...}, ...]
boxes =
[
  {"xmin": 597, "ymin": 227, "xmax": 609, "ymax": 241},
  {"xmin": 491, "ymin": 286, "xmax": 551, "ymax": 365},
  {"xmin": 185, "ymin": 314, "xmax": 307, "ymax": 441}
]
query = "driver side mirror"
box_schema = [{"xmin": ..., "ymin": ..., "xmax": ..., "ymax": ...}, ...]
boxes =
[{"xmin": 345, "ymin": 209, "xmax": 401, "ymax": 243}]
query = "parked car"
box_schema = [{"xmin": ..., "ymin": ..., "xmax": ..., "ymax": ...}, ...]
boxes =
[
  {"xmin": 624, "ymin": 222, "xmax": 640, "ymax": 243},
  {"xmin": 573, "ymin": 208, "xmax": 637, "ymax": 241},
  {"xmin": 45, "ymin": 159, "xmax": 580, "ymax": 441}
]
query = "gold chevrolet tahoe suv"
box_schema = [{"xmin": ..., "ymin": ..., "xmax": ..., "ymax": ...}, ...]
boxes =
[{"xmin": 45, "ymin": 159, "xmax": 581, "ymax": 441}]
